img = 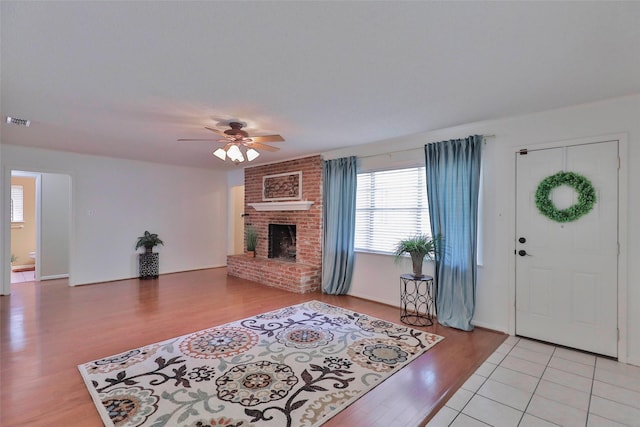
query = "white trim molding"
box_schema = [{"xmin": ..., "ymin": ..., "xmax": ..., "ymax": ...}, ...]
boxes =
[{"xmin": 249, "ymin": 201, "xmax": 314, "ymax": 211}]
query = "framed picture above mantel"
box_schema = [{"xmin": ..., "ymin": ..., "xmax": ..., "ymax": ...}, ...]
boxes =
[{"xmin": 263, "ymin": 171, "xmax": 302, "ymax": 201}]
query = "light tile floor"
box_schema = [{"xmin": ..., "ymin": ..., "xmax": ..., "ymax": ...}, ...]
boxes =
[
  {"xmin": 11, "ymin": 269, "xmax": 35, "ymax": 283},
  {"xmin": 427, "ymin": 336, "xmax": 640, "ymax": 427}
]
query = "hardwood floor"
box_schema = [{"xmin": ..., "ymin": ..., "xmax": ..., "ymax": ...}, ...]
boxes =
[{"xmin": 0, "ymin": 268, "xmax": 506, "ymax": 426}]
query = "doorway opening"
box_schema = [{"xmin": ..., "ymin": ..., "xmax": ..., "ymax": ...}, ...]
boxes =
[
  {"xmin": 10, "ymin": 172, "xmax": 38, "ymax": 283},
  {"xmin": 514, "ymin": 139, "xmax": 620, "ymax": 357},
  {"xmin": 8, "ymin": 170, "xmax": 71, "ymax": 287}
]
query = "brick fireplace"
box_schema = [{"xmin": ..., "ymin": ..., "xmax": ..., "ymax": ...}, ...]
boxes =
[{"xmin": 227, "ymin": 155, "xmax": 323, "ymax": 293}]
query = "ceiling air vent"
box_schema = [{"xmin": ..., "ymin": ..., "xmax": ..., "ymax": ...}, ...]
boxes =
[{"xmin": 6, "ymin": 116, "xmax": 31, "ymax": 127}]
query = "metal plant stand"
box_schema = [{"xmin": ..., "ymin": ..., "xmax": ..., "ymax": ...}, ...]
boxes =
[
  {"xmin": 400, "ymin": 274, "xmax": 436, "ymax": 326},
  {"xmin": 139, "ymin": 253, "xmax": 159, "ymax": 279}
]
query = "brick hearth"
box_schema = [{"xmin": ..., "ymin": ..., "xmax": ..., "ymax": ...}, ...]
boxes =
[
  {"xmin": 227, "ymin": 155, "xmax": 323, "ymax": 293},
  {"xmin": 226, "ymin": 256, "xmax": 320, "ymax": 293}
]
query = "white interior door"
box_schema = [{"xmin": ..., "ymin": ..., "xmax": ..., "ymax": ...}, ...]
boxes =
[
  {"xmin": 515, "ymin": 140, "xmax": 618, "ymax": 357},
  {"xmin": 231, "ymin": 185, "xmax": 245, "ymax": 255}
]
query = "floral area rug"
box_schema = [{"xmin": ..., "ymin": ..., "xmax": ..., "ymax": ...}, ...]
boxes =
[{"xmin": 78, "ymin": 300, "xmax": 444, "ymax": 427}]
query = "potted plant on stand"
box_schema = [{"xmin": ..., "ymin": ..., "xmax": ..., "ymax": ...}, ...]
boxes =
[
  {"xmin": 135, "ymin": 230, "xmax": 164, "ymax": 279},
  {"xmin": 393, "ymin": 234, "xmax": 441, "ymax": 277},
  {"xmin": 246, "ymin": 225, "xmax": 258, "ymax": 257}
]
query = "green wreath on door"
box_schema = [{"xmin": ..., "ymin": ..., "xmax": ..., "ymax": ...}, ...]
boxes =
[{"xmin": 534, "ymin": 171, "xmax": 596, "ymax": 223}]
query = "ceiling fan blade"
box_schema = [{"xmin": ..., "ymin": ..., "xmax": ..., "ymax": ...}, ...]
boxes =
[
  {"xmin": 249, "ymin": 142, "xmax": 280, "ymax": 152},
  {"xmin": 204, "ymin": 126, "xmax": 228, "ymax": 137},
  {"xmin": 177, "ymin": 138, "xmax": 228, "ymax": 142},
  {"xmin": 249, "ymin": 135, "xmax": 285, "ymax": 143}
]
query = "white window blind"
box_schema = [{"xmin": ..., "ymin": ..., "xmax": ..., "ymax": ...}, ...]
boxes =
[
  {"xmin": 11, "ymin": 185, "xmax": 24, "ymax": 223},
  {"xmin": 355, "ymin": 167, "xmax": 431, "ymax": 254}
]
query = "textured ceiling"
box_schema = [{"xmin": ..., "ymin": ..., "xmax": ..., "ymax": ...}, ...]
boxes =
[{"xmin": 1, "ymin": 1, "xmax": 639, "ymax": 170}]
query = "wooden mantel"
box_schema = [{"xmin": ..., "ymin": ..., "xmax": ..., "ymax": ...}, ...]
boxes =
[{"xmin": 248, "ymin": 201, "xmax": 315, "ymax": 211}]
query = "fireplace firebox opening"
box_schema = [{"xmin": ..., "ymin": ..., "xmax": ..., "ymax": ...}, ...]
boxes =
[{"xmin": 268, "ymin": 224, "xmax": 296, "ymax": 261}]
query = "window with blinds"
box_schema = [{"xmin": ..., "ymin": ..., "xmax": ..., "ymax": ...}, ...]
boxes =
[
  {"xmin": 11, "ymin": 185, "xmax": 24, "ymax": 223},
  {"xmin": 355, "ymin": 167, "xmax": 431, "ymax": 254}
]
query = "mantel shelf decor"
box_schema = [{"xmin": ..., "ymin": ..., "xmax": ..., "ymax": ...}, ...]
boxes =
[
  {"xmin": 249, "ymin": 201, "xmax": 314, "ymax": 211},
  {"xmin": 263, "ymin": 171, "xmax": 302, "ymax": 201}
]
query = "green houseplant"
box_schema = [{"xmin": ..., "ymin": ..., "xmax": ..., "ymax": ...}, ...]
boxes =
[
  {"xmin": 393, "ymin": 234, "xmax": 441, "ymax": 277},
  {"xmin": 245, "ymin": 225, "xmax": 258, "ymax": 257},
  {"xmin": 135, "ymin": 231, "xmax": 163, "ymax": 279},
  {"xmin": 135, "ymin": 231, "xmax": 164, "ymax": 254}
]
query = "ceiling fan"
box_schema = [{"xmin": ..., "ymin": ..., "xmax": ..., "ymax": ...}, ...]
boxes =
[{"xmin": 178, "ymin": 122, "xmax": 284, "ymax": 164}]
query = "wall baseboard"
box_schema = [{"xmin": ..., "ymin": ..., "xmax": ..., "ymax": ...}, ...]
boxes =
[
  {"xmin": 470, "ymin": 320, "xmax": 508, "ymax": 334},
  {"xmin": 70, "ymin": 265, "xmax": 228, "ymax": 287},
  {"xmin": 625, "ymin": 355, "xmax": 640, "ymax": 368},
  {"xmin": 40, "ymin": 274, "xmax": 69, "ymax": 280}
]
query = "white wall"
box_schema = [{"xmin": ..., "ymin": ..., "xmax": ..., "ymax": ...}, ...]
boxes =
[
  {"xmin": 40, "ymin": 172, "xmax": 71, "ymax": 279},
  {"xmin": 1, "ymin": 145, "xmax": 228, "ymax": 290},
  {"xmin": 323, "ymin": 94, "xmax": 640, "ymax": 365}
]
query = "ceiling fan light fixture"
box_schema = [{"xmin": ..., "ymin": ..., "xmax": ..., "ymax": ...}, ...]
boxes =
[
  {"xmin": 213, "ymin": 148, "xmax": 227, "ymax": 161},
  {"xmin": 180, "ymin": 121, "xmax": 283, "ymax": 164},
  {"xmin": 246, "ymin": 148, "xmax": 260, "ymax": 161},
  {"xmin": 231, "ymin": 154, "xmax": 245, "ymax": 163},
  {"xmin": 227, "ymin": 144, "xmax": 244, "ymax": 163}
]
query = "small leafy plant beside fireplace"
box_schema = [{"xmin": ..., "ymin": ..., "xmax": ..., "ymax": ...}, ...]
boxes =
[{"xmin": 246, "ymin": 225, "xmax": 258, "ymax": 257}]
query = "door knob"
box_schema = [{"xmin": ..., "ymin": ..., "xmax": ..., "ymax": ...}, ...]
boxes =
[
  {"xmin": 518, "ymin": 250, "xmax": 527, "ymax": 256},
  {"xmin": 518, "ymin": 237, "xmax": 526, "ymax": 244}
]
